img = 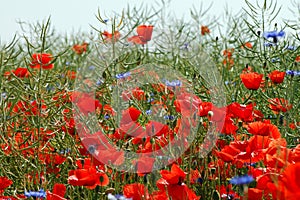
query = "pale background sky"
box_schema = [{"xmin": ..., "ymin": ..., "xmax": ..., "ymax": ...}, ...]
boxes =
[{"xmin": 0, "ymin": 0, "xmax": 298, "ymax": 43}]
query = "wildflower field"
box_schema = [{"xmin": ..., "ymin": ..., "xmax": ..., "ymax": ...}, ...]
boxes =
[{"xmin": 1, "ymin": 0, "xmax": 300, "ymax": 199}]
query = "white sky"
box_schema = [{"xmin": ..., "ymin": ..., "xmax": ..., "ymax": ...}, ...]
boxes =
[{"xmin": 0, "ymin": 0, "xmax": 298, "ymax": 43}]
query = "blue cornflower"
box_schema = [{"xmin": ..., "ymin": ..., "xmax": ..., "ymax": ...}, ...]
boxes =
[
  {"xmin": 229, "ymin": 175, "xmax": 254, "ymax": 185},
  {"xmin": 96, "ymin": 79, "xmax": 103, "ymax": 86},
  {"xmin": 147, "ymin": 98, "xmax": 154, "ymax": 103},
  {"xmin": 165, "ymin": 79, "xmax": 182, "ymax": 87},
  {"xmin": 1, "ymin": 92, "xmax": 7, "ymax": 99},
  {"xmin": 196, "ymin": 177, "xmax": 203, "ymax": 184},
  {"xmin": 59, "ymin": 148, "xmax": 71, "ymax": 154},
  {"xmin": 180, "ymin": 43, "xmax": 189, "ymax": 50},
  {"xmin": 116, "ymin": 72, "xmax": 131, "ymax": 79},
  {"xmin": 285, "ymin": 45, "xmax": 296, "ymax": 51},
  {"xmin": 104, "ymin": 114, "xmax": 110, "ymax": 119},
  {"xmin": 264, "ymin": 42, "xmax": 277, "ymax": 47},
  {"xmin": 286, "ymin": 70, "xmax": 300, "ymax": 76},
  {"xmin": 243, "ymin": 162, "xmax": 257, "ymax": 167},
  {"xmin": 263, "ymin": 30, "xmax": 285, "ymax": 39},
  {"xmin": 164, "ymin": 115, "xmax": 174, "ymax": 120},
  {"xmin": 65, "ymin": 61, "xmax": 70, "ymax": 66},
  {"xmin": 286, "ymin": 70, "xmax": 295, "ymax": 76},
  {"xmin": 24, "ymin": 189, "xmax": 46, "ymax": 198},
  {"xmin": 271, "ymin": 58, "xmax": 280, "ymax": 63},
  {"xmin": 89, "ymin": 65, "xmax": 96, "ymax": 70},
  {"xmin": 108, "ymin": 193, "xmax": 133, "ymax": 200},
  {"xmin": 146, "ymin": 110, "xmax": 152, "ymax": 115}
]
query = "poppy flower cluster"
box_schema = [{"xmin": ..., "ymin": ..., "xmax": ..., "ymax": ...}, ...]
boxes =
[
  {"xmin": 128, "ymin": 25, "xmax": 154, "ymax": 45},
  {"xmin": 268, "ymin": 70, "xmax": 285, "ymax": 84},
  {"xmin": 121, "ymin": 164, "xmax": 199, "ymax": 200},
  {"xmin": 102, "ymin": 31, "xmax": 121, "ymax": 42},
  {"xmin": 222, "ymin": 48, "xmax": 235, "ymax": 68},
  {"xmin": 68, "ymin": 158, "xmax": 109, "ymax": 189},
  {"xmin": 29, "ymin": 53, "xmax": 54, "ymax": 70},
  {"xmin": 240, "ymin": 70, "xmax": 263, "ymax": 90},
  {"xmin": 1, "ymin": 6, "xmax": 300, "ymax": 200},
  {"xmin": 201, "ymin": 25, "xmax": 210, "ymax": 35},
  {"xmin": 72, "ymin": 42, "xmax": 88, "ymax": 54}
]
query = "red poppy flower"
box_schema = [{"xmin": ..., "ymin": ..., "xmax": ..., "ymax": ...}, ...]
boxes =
[
  {"xmin": 189, "ymin": 169, "xmax": 201, "ymax": 185},
  {"xmin": 94, "ymin": 148, "xmax": 125, "ymax": 166},
  {"xmin": 253, "ymin": 109, "xmax": 264, "ymax": 121},
  {"xmin": 216, "ymin": 185, "xmax": 240, "ymax": 200},
  {"xmin": 122, "ymin": 87, "xmax": 145, "ymax": 101},
  {"xmin": 198, "ymin": 102, "xmax": 212, "ymax": 116},
  {"xmin": 223, "ymin": 48, "xmax": 234, "ymax": 58},
  {"xmin": 240, "ymin": 72, "xmax": 263, "ymax": 90},
  {"xmin": 269, "ymin": 70, "xmax": 285, "ymax": 84},
  {"xmin": 233, "ymin": 135, "xmax": 270, "ymax": 163},
  {"xmin": 72, "ymin": 93, "xmax": 102, "ymax": 115},
  {"xmin": 66, "ymin": 70, "xmax": 76, "ymax": 79},
  {"xmin": 150, "ymin": 190, "xmax": 168, "ymax": 199},
  {"xmin": 215, "ymin": 151, "xmax": 235, "ymax": 162},
  {"xmin": 247, "ymin": 121, "xmax": 270, "ymax": 136},
  {"xmin": 123, "ymin": 183, "xmax": 149, "ymax": 200},
  {"xmin": 146, "ymin": 120, "xmax": 169, "ymax": 137},
  {"xmin": 29, "ymin": 53, "xmax": 54, "ymax": 69},
  {"xmin": 98, "ymin": 172, "xmax": 110, "ymax": 186},
  {"xmin": 39, "ymin": 151, "xmax": 66, "ymax": 164},
  {"xmin": 223, "ymin": 57, "xmax": 235, "ymax": 68},
  {"xmin": 47, "ymin": 183, "xmax": 67, "ymax": 200},
  {"xmin": 30, "ymin": 100, "xmax": 47, "ymax": 116},
  {"xmin": 102, "ymin": 30, "xmax": 121, "ymax": 42},
  {"xmin": 134, "ymin": 155, "xmax": 155, "ymax": 174},
  {"xmin": 0, "ymin": 177, "xmax": 13, "ymax": 195},
  {"xmin": 157, "ymin": 184, "xmax": 200, "ymax": 200},
  {"xmin": 174, "ymin": 92, "xmax": 202, "ymax": 116},
  {"xmin": 247, "ymin": 188, "xmax": 263, "ymax": 199},
  {"xmin": 120, "ymin": 107, "xmax": 142, "ymax": 125},
  {"xmin": 278, "ymin": 163, "xmax": 300, "ymax": 199},
  {"xmin": 72, "ymin": 42, "xmax": 88, "ymax": 54},
  {"xmin": 0, "ymin": 196, "xmax": 17, "ymax": 200},
  {"xmin": 156, "ymin": 164, "xmax": 199, "ymax": 200},
  {"xmin": 132, "ymin": 88, "xmax": 145, "ymax": 100},
  {"xmin": 201, "ymin": 25, "xmax": 210, "ymax": 35},
  {"xmin": 68, "ymin": 167, "xmax": 109, "ymax": 189},
  {"xmin": 242, "ymin": 42, "xmax": 253, "ymax": 49},
  {"xmin": 13, "ymin": 67, "xmax": 29, "ymax": 78},
  {"xmin": 3, "ymin": 71, "xmax": 12, "ymax": 78},
  {"xmin": 289, "ymin": 122, "xmax": 297, "ymax": 130},
  {"xmin": 214, "ymin": 143, "xmax": 243, "ymax": 163},
  {"xmin": 128, "ymin": 25, "xmax": 154, "ymax": 45},
  {"xmin": 295, "ymin": 55, "xmax": 300, "ymax": 62},
  {"xmin": 264, "ymin": 143, "xmax": 291, "ymax": 168},
  {"xmin": 227, "ymin": 102, "xmax": 254, "ymax": 122},
  {"xmin": 248, "ymin": 135, "xmax": 272, "ymax": 151},
  {"xmin": 221, "ymin": 115, "xmax": 238, "ymax": 135},
  {"xmin": 256, "ymin": 173, "xmax": 285, "ymax": 200},
  {"xmin": 267, "ymin": 122, "xmax": 281, "ymax": 139},
  {"xmin": 10, "ymin": 100, "xmax": 47, "ymax": 116},
  {"xmin": 268, "ymin": 98, "xmax": 292, "ymax": 113},
  {"xmin": 159, "ymin": 164, "xmax": 186, "ymax": 186}
]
